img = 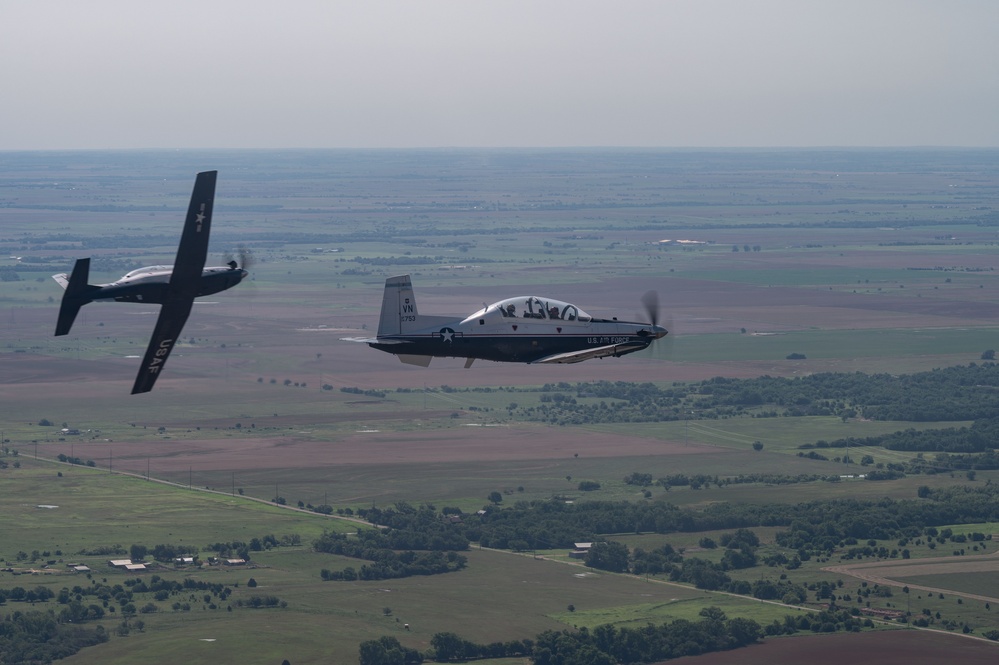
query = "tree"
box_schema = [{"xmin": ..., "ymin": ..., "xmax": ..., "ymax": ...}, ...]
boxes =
[
  {"xmin": 752, "ymin": 441, "xmax": 764, "ymax": 451},
  {"xmin": 359, "ymin": 636, "xmax": 421, "ymax": 665},
  {"xmin": 487, "ymin": 491, "xmax": 503, "ymax": 504},
  {"xmin": 585, "ymin": 542, "xmax": 629, "ymax": 573},
  {"xmin": 129, "ymin": 544, "xmax": 147, "ymax": 561},
  {"xmin": 431, "ymin": 631, "xmax": 474, "ymax": 662},
  {"xmin": 982, "ymin": 349, "xmax": 995, "ymax": 360}
]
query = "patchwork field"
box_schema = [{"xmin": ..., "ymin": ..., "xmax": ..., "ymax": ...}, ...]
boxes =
[{"xmin": 2, "ymin": 149, "xmax": 999, "ymax": 663}]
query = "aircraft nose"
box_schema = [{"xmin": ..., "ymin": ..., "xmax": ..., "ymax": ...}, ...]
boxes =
[{"xmin": 240, "ymin": 269, "xmax": 249, "ymax": 281}]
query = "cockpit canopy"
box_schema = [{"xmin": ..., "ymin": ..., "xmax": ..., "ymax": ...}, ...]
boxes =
[
  {"xmin": 122, "ymin": 265, "xmax": 172, "ymax": 280},
  {"xmin": 464, "ymin": 296, "xmax": 591, "ymax": 325}
]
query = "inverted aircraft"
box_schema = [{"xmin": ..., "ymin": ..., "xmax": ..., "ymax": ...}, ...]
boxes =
[
  {"xmin": 346, "ymin": 274, "xmax": 668, "ymax": 367},
  {"xmin": 52, "ymin": 170, "xmax": 248, "ymax": 394}
]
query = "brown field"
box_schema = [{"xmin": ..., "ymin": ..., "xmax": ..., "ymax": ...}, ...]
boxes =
[
  {"xmin": 824, "ymin": 551, "xmax": 999, "ymax": 604},
  {"xmin": 670, "ymin": 630, "xmax": 999, "ymax": 665},
  {"xmin": 33, "ymin": 422, "xmax": 719, "ymax": 474}
]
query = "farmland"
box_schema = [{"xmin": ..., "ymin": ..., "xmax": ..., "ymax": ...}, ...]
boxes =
[{"xmin": 2, "ymin": 148, "xmax": 999, "ymax": 663}]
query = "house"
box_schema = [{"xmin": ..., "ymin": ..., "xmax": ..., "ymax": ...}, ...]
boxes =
[{"xmin": 569, "ymin": 542, "xmax": 592, "ymax": 559}]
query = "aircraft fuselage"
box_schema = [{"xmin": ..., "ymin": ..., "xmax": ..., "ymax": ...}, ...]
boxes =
[
  {"xmin": 93, "ymin": 266, "xmax": 247, "ymax": 304},
  {"xmin": 370, "ymin": 318, "xmax": 658, "ymax": 363},
  {"xmin": 354, "ymin": 276, "xmax": 667, "ymax": 366}
]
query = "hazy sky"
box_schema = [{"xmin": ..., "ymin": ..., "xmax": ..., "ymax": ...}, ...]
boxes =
[{"xmin": 2, "ymin": 0, "xmax": 997, "ymax": 150}]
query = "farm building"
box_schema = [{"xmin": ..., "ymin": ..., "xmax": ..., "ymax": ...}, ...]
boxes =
[{"xmin": 107, "ymin": 559, "xmax": 146, "ymax": 571}]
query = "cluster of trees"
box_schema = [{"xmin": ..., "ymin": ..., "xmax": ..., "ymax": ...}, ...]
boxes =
[
  {"xmin": 55, "ymin": 453, "xmax": 95, "ymax": 467},
  {"xmin": 498, "ymin": 363, "xmax": 999, "ymax": 425},
  {"xmin": 347, "ymin": 491, "xmax": 967, "ymax": 598},
  {"xmin": 130, "ymin": 543, "xmax": 198, "ymax": 562},
  {"xmin": 3, "ymin": 576, "xmax": 236, "ymax": 622},
  {"xmin": 761, "ymin": 607, "xmax": 871, "ymax": 636},
  {"xmin": 358, "ymin": 605, "xmax": 880, "ymax": 664},
  {"xmin": 584, "ymin": 530, "xmax": 785, "ymax": 596},
  {"xmin": 428, "ymin": 632, "xmax": 533, "ymax": 662},
  {"xmin": 773, "ymin": 490, "xmax": 999, "ymax": 556},
  {"xmin": 358, "ymin": 483, "xmax": 999, "ymax": 575},
  {"xmin": 718, "ymin": 472, "xmax": 832, "ymax": 486},
  {"xmin": 201, "ymin": 533, "xmax": 299, "ymax": 561},
  {"xmin": 0, "ymin": 586, "xmax": 55, "ymax": 604},
  {"xmin": 360, "ymin": 633, "xmax": 535, "ymax": 664},
  {"xmin": 358, "ymin": 636, "xmax": 425, "ymax": 665},
  {"xmin": 341, "ymin": 386, "xmax": 389, "ymax": 398},
  {"xmin": 338, "ymin": 504, "xmax": 471, "ymax": 551},
  {"xmin": 532, "ymin": 608, "xmax": 761, "ymax": 665},
  {"xmin": 233, "ymin": 595, "xmax": 285, "ymax": 609},
  {"xmin": 314, "ymin": 530, "xmax": 467, "ymax": 581},
  {"xmin": 0, "ymin": 610, "xmax": 108, "ymax": 664},
  {"xmin": 816, "ymin": 417, "xmax": 999, "ymax": 454}
]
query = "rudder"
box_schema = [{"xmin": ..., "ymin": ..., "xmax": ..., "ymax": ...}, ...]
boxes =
[
  {"xmin": 378, "ymin": 274, "xmax": 419, "ymax": 336},
  {"xmin": 54, "ymin": 258, "xmax": 95, "ymax": 336}
]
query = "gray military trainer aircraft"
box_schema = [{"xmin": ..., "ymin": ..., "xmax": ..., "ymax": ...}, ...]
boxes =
[
  {"xmin": 52, "ymin": 171, "xmax": 248, "ymax": 394},
  {"xmin": 346, "ymin": 274, "xmax": 668, "ymax": 367}
]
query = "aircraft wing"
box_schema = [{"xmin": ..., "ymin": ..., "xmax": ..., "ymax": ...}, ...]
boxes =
[
  {"xmin": 169, "ymin": 170, "xmax": 218, "ymax": 295},
  {"xmin": 131, "ymin": 299, "xmax": 194, "ymax": 394},
  {"xmin": 340, "ymin": 336, "xmax": 411, "ymax": 345},
  {"xmin": 532, "ymin": 341, "xmax": 648, "ymax": 364}
]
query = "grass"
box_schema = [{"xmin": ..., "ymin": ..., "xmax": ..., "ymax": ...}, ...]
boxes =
[
  {"xmin": 893, "ymin": 572, "xmax": 999, "ymax": 600},
  {"xmin": 584, "ymin": 417, "xmax": 965, "ymax": 454},
  {"xmin": 552, "ymin": 593, "xmax": 802, "ymax": 631},
  {"xmin": 0, "ymin": 460, "xmax": 354, "ymax": 558}
]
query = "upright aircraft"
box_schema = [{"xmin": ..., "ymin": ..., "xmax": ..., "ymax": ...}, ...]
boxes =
[
  {"xmin": 52, "ymin": 170, "xmax": 248, "ymax": 394},
  {"xmin": 346, "ymin": 274, "xmax": 668, "ymax": 367}
]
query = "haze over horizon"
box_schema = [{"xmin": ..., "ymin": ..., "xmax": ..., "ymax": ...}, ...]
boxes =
[{"xmin": 2, "ymin": 1, "xmax": 997, "ymax": 151}]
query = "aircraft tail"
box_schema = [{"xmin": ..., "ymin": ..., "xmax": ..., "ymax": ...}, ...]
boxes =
[
  {"xmin": 53, "ymin": 258, "xmax": 97, "ymax": 336},
  {"xmin": 378, "ymin": 274, "xmax": 420, "ymax": 336}
]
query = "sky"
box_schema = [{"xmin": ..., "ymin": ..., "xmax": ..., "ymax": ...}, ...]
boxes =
[{"xmin": 2, "ymin": 0, "xmax": 997, "ymax": 150}]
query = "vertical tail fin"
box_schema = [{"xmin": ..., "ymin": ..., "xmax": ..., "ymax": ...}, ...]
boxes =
[
  {"xmin": 378, "ymin": 274, "xmax": 419, "ymax": 336},
  {"xmin": 53, "ymin": 258, "xmax": 94, "ymax": 336}
]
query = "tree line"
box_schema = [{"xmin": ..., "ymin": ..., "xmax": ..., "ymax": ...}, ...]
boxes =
[
  {"xmin": 362, "ymin": 483, "xmax": 999, "ymax": 563},
  {"xmin": 0, "ymin": 610, "xmax": 108, "ymax": 665},
  {"xmin": 493, "ymin": 363, "xmax": 999, "ymax": 424},
  {"xmin": 358, "ymin": 605, "xmax": 876, "ymax": 664},
  {"xmin": 314, "ymin": 529, "xmax": 467, "ymax": 582}
]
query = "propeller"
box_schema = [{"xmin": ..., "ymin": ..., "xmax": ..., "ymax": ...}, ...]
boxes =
[
  {"xmin": 642, "ymin": 290, "xmax": 660, "ymax": 327},
  {"xmin": 222, "ymin": 247, "xmax": 256, "ymax": 298},
  {"xmin": 639, "ymin": 289, "xmax": 673, "ymax": 359},
  {"xmin": 224, "ymin": 247, "xmax": 254, "ymax": 272}
]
